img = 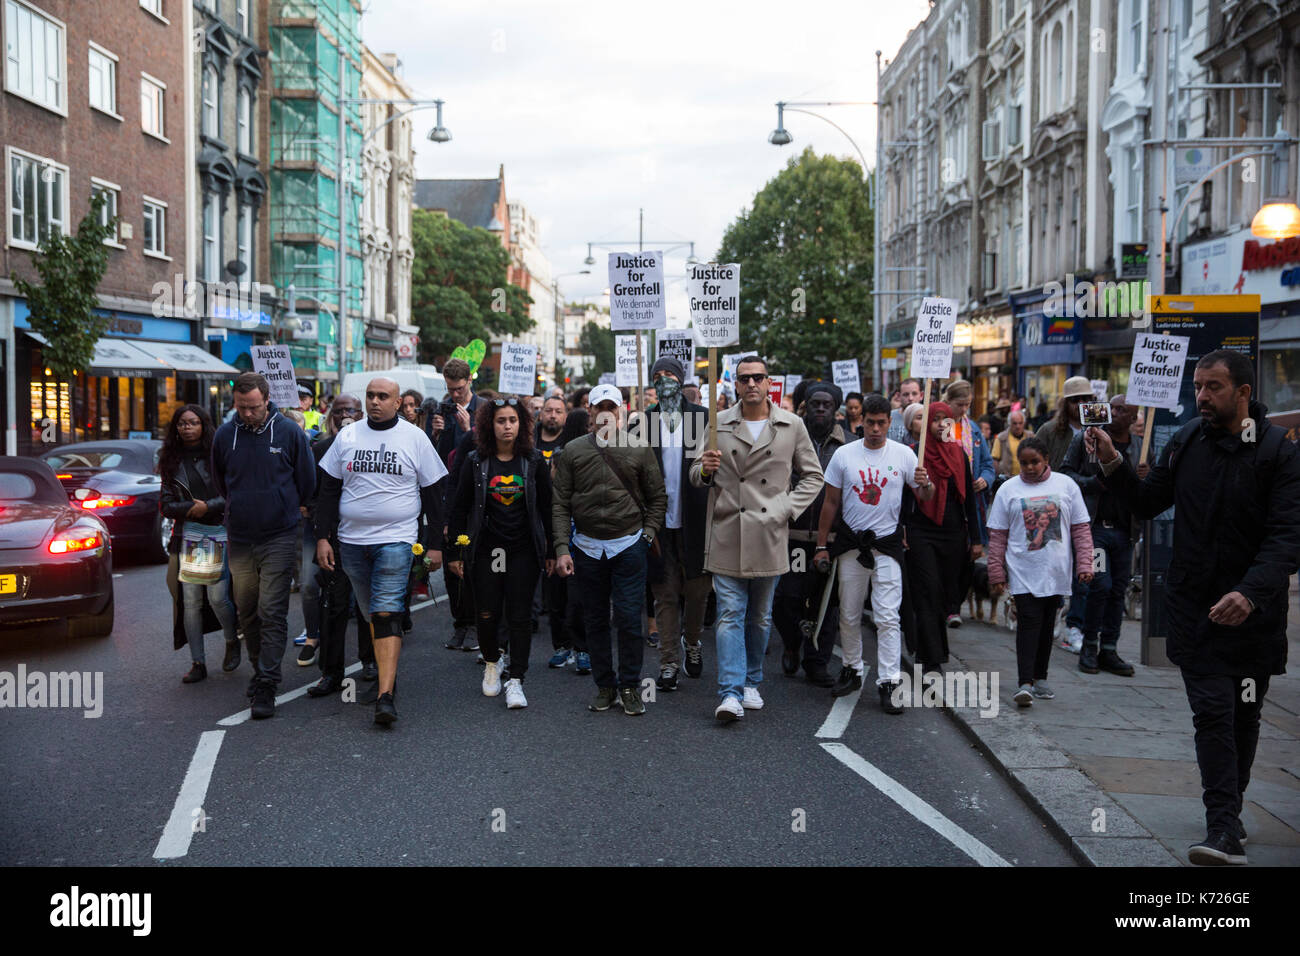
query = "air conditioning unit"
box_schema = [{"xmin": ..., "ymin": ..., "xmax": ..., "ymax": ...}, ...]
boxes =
[{"xmin": 982, "ymin": 118, "xmax": 1002, "ymax": 161}]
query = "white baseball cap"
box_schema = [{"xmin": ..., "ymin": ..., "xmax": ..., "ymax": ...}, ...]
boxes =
[{"xmin": 588, "ymin": 384, "xmax": 624, "ymax": 407}]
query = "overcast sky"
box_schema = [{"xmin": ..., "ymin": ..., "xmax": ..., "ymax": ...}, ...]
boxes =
[{"xmin": 362, "ymin": 0, "xmax": 933, "ymax": 324}]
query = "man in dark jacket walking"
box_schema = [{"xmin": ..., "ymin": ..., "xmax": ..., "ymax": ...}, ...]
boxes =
[
  {"xmin": 1090, "ymin": 350, "xmax": 1300, "ymax": 865},
  {"xmin": 211, "ymin": 372, "xmax": 316, "ymax": 718},
  {"xmin": 630, "ymin": 356, "xmax": 711, "ymax": 692},
  {"xmin": 773, "ymin": 382, "xmax": 846, "ymax": 687}
]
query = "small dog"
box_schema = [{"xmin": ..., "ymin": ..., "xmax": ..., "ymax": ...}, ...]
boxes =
[{"xmin": 967, "ymin": 558, "xmax": 1015, "ymax": 630}]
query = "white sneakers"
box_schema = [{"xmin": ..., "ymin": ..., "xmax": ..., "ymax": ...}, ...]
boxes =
[
  {"xmin": 715, "ymin": 696, "xmax": 744, "ymax": 722},
  {"xmin": 742, "ymin": 686, "xmax": 764, "ymax": 710},
  {"xmin": 482, "ymin": 660, "xmax": 501, "ymax": 697},
  {"xmin": 504, "ymin": 678, "xmax": 527, "ymax": 709},
  {"xmin": 1061, "ymin": 626, "xmax": 1084, "ymax": 655}
]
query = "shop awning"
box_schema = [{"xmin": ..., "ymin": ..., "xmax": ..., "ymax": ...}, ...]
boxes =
[
  {"xmin": 128, "ymin": 340, "xmax": 239, "ymax": 378},
  {"xmin": 24, "ymin": 331, "xmax": 169, "ymax": 379}
]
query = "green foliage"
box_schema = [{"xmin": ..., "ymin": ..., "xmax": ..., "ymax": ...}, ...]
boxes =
[
  {"xmin": 410, "ymin": 209, "xmax": 533, "ymax": 364},
  {"xmin": 579, "ymin": 320, "xmax": 615, "ymax": 382},
  {"xmin": 12, "ymin": 191, "xmax": 116, "ymax": 383},
  {"xmin": 716, "ymin": 148, "xmax": 874, "ymax": 386}
]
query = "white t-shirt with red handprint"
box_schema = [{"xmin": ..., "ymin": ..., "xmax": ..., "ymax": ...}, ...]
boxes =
[{"xmin": 823, "ymin": 438, "xmax": 920, "ymax": 536}]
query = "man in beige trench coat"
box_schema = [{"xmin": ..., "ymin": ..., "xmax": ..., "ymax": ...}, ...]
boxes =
[{"xmin": 692, "ymin": 355, "xmax": 824, "ymax": 723}]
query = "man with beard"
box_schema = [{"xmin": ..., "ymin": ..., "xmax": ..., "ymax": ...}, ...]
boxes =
[
  {"xmin": 773, "ymin": 382, "xmax": 846, "ymax": 687},
  {"xmin": 1090, "ymin": 350, "xmax": 1300, "ymax": 865},
  {"xmin": 632, "ymin": 357, "xmax": 710, "ymax": 692}
]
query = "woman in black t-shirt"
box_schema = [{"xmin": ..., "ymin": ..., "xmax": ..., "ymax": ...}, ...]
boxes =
[
  {"xmin": 448, "ymin": 399, "xmax": 554, "ymax": 709},
  {"xmin": 159, "ymin": 405, "xmax": 238, "ymax": 683}
]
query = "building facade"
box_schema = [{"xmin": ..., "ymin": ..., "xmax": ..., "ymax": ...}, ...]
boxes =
[
  {"xmin": 507, "ymin": 200, "xmax": 555, "ymax": 387},
  {"xmin": 1, "ymin": 0, "xmax": 222, "ymax": 454}
]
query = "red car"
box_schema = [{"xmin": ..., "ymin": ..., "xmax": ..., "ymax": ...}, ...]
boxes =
[{"xmin": 0, "ymin": 456, "xmax": 114, "ymax": 637}]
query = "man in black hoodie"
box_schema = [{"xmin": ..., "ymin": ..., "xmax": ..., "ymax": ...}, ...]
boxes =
[
  {"xmin": 211, "ymin": 372, "xmax": 317, "ymax": 719},
  {"xmin": 1091, "ymin": 350, "xmax": 1300, "ymax": 866}
]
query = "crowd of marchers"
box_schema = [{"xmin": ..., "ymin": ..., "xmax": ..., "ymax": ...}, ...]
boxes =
[{"xmin": 155, "ymin": 349, "xmax": 1299, "ymax": 867}]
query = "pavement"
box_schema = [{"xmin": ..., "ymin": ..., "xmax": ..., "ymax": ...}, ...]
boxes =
[{"xmin": 941, "ymin": 586, "xmax": 1300, "ymax": 867}]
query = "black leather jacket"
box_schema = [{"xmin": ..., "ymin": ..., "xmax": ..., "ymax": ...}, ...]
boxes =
[{"xmin": 160, "ymin": 452, "xmax": 226, "ymax": 554}]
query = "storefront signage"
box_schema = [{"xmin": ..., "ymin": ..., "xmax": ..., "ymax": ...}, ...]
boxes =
[
  {"xmin": 1120, "ymin": 243, "xmax": 1149, "ymax": 279},
  {"xmin": 1182, "ymin": 230, "xmax": 1300, "ymax": 305}
]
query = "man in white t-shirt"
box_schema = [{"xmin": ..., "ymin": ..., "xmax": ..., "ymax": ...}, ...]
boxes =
[
  {"xmin": 816, "ymin": 394, "xmax": 934, "ymax": 714},
  {"xmin": 316, "ymin": 377, "xmax": 447, "ymax": 725}
]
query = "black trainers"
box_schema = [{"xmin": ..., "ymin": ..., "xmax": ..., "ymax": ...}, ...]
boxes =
[
  {"xmin": 307, "ymin": 675, "xmax": 343, "ymax": 697},
  {"xmin": 250, "ymin": 682, "xmax": 275, "ymax": 719},
  {"xmin": 297, "ymin": 643, "xmax": 318, "ymax": 667},
  {"xmin": 1079, "ymin": 644, "xmax": 1100, "ymax": 673},
  {"xmin": 879, "ymin": 681, "xmax": 905, "ymax": 715},
  {"xmin": 1098, "ymin": 649, "xmax": 1135, "ymax": 677},
  {"xmin": 831, "ymin": 666, "xmax": 862, "ymax": 698},
  {"xmin": 683, "ymin": 642, "xmax": 703, "ymax": 678},
  {"xmin": 656, "ymin": 665, "xmax": 679, "ymax": 692},
  {"xmin": 374, "ymin": 692, "xmax": 397, "ymax": 726},
  {"xmin": 182, "ymin": 662, "xmax": 207, "ymax": 684},
  {"xmin": 445, "ymin": 627, "xmax": 467, "ymax": 651},
  {"xmin": 222, "ymin": 640, "xmax": 241, "ymax": 672},
  {"xmin": 619, "ymin": 686, "xmax": 646, "ymax": 716},
  {"xmin": 1188, "ymin": 831, "xmax": 1247, "ymax": 866}
]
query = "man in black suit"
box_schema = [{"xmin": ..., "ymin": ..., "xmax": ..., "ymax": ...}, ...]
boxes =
[{"xmin": 632, "ymin": 356, "xmax": 711, "ymax": 692}]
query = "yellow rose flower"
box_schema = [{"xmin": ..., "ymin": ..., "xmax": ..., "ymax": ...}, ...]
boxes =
[
  {"xmin": 411, "ymin": 543, "xmax": 424, "ymax": 556},
  {"xmin": 455, "ymin": 534, "xmax": 471, "ymax": 546}
]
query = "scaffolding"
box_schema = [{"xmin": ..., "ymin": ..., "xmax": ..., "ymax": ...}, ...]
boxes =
[{"xmin": 269, "ymin": 0, "xmax": 365, "ymax": 379}]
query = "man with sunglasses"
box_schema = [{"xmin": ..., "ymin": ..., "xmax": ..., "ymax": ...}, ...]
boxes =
[
  {"xmin": 692, "ymin": 356, "xmax": 823, "ymax": 723},
  {"xmin": 316, "ymin": 378, "xmax": 448, "ymax": 725}
]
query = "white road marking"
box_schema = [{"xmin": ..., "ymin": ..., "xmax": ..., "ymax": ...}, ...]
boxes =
[
  {"xmin": 815, "ymin": 685, "xmax": 863, "ymax": 739},
  {"xmin": 820, "ymin": 742, "xmax": 1010, "ymax": 867},
  {"xmin": 154, "ymin": 730, "xmax": 225, "ymax": 860}
]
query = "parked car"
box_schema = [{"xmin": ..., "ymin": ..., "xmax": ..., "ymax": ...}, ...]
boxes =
[
  {"xmin": 0, "ymin": 456, "xmax": 114, "ymax": 637},
  {"xmin": 39, "ymin": 440, "xmax": 168, "ymax": 563}
]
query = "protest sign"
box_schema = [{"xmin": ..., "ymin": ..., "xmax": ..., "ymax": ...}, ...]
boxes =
[
  {"xmin": 911, "ymin": 297, "xmax": 958, "ymax": 378},
  {"xmin": 656, "ymin": 330, "xmax": 696, "ymax": 381},
  {"xmin": 615, "ymin": 334, "xmax": 650, "ymax": 387},
  {"xmin": 785, "ymin": 373, "xmax": 803, "ymax": 396},
  {"xmin": 251, "ymin": 345, "xmax": 298, "ymax": 408},
  {"xmin": 1127, "ymin": 333, "xmax": 1190, "ymax": 411},
  {"xmin": 768, "ymin": 376, "xmax": 785, "ymax": 406},
  {"xmin": 1090, "ymin": 379, "xmax": 1109, "ymax": 402},
  {"xmin": 498, "ymin": 342, "xmax": 537, "ymax": 395},
  {"xmin": 832, "ymin": 359, "xmax": 860, "ymax": 396},
  {"xmin": 598, "ymin": 372, "xmax": 617, "ymax": 386},
  {"xmin": 687, "ymin": 263, "xmax": 740, "ymax": 348},
  {"xmin": 608, "ymin": 251, "xmax": 666, "ymax": 330}
]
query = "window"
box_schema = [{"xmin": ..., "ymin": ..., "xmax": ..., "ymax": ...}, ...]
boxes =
[
  {"xmin": 90, "ymin": 178, "xmax": 120, "ymax": 245},
  {"xmin": 1128, "ymin": 0, "xmax": 1145, "ymax": 74},
  {"xmin": 139, "ymin": 0, "xmax": 163, "ymax": 17},
  {"xmin": 1052, "ymin": 23, "xmax": 1064, "ymax": 110},
  {"xmin": 201, "ymin": 63, "xmax": 219, "ymax": 137},
  {"xmin": 982, "ymin": 116, "xmax": 1002, "ymax": 161},
  {"xmin": 141, "ymin": 73, "xmax": 165, "ymax": 137},
  {"xmin": 142, "ymin": 197, "xmax": 166, "ymax": 256},
  {"xmin": 1125, "ymin": 148, "xmax": 1143, "ymax": 240},
  {"xmin": 237, "ymin": 86, "xmax": 251, "ymax": 153},
  {"xmin": 237, "ymin": 205, "xmax": 253, "ymax": 280},
  {"xmin": 7, "ymin": 147, "xmax": 67, "ymax": 248},
  {"xmin": 87, "ymin": 43, "xmax": 116, "ymax": 114},
  {"xmin": 202, "ymin": 193, "xmax": 220, "ymax": 280},
  {"xmin": 1180, "ymin": 0, "xmax": 1192, "ymax": 40},
  {"xmin": 236, "ymin": 0, "xmax": 248, "ymax": 35},
  {"xmin": 4, "ymin": 0, "xmax": 66, "ymax": 113}
]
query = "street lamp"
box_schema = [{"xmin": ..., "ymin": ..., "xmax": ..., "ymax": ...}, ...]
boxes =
[
  {"xmin": 426, "ymin": 99, "xmax": 451, "ymax": 143},
  {"xmin": 1251, "ymin": 199, "xmax": 1300, "ymax": 239}
]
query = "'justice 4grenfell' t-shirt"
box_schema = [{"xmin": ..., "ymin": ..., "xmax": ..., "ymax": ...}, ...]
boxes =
[{"xmin": 320, "ymin": 417, "xmax": 447, "ymax": 545}]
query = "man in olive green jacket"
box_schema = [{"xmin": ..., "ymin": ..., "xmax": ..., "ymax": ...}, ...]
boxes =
[{"xmin": 554, "ymin": 385, "xmax": 666, "ymax": 716}]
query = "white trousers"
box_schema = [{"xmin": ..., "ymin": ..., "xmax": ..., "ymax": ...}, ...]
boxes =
[{"xmin": 836, "ymin": 552, "xmax": 903, "ymax": 685}]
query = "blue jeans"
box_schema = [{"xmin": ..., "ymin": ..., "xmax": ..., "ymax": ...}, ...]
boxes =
[
  {"xmin": 1082, "ymin": 525, "xmax": 1133, "ymax": 652},
  {"xmin": 182, "ymin": 569, "xmax": 238, "ymax": 664},
  {"xmin": 340, "ymin": 541, "xmax": 412, "ymax": 621},
  {"xmin": 712, "ymin": 573, "xmax": 779, "ymax": 702}
]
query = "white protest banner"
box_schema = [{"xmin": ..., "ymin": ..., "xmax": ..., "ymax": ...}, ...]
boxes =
[
  {"xmin": 1090, "ymin": 379, "xmax": 1109, "ymax": 403},
  {"xmin": 832, "ymin": 359, "xmax": 860, "ymax": 396},
  {"xmin": 721, "ymin": 352, "xmax": 745, "ymax": 388},
  {"xmin": 656, "ymin": 329, "xmax": 696, "ymax": 380},
  {"xmin": 251, "ymin": 345, "xmax": 299, "ymax": 408},
  {"xmin": 687, "ymin": 262, "xmax": 740, "ymax": 348},
  {"xmin": 608, "ymin": 251, "xmax": 666, "ymax": 330},
  {"xmin": 497, "ymin": 342, "xmax": 537, "ymax": 395},
  {"xmin": 911, "ymin": 297, "xmax": 958, "ymax": 378},
  {"xmin": 1127, "ymin": 333, "xmax": 1190, "ymax": 410},
  {"xmin": 615, "ymin": 334, "xmax": 650, "ymax": 387},
  {"xmin": 785, "ymin": 373, "xmax": 803, "ymax": 396},
  {"xmin": 598, "ymin": 372, "xmax": 617, "ymax": 386}
]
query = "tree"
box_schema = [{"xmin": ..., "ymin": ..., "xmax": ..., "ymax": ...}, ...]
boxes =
[
  {"xmin": 410, "ymin": 208, "xmax": 533, "ymax": 363},
  {"xmin": 13, "ymin": 190, "xmax": 115, "ymax": 384},
  {"xmin": 579, "ymin": 320, "xmax": 614, "ymax": 383},
  {"xmin": 715, "ymin": 148, "xmax": 874, "ymax": 386}
]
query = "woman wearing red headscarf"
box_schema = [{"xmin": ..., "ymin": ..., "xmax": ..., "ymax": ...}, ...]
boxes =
[{"xmin": 904, "ymin": 402, "xmax": 984, "ymax": 672}]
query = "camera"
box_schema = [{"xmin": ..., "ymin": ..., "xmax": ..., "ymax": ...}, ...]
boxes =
[
  {"xmin": 438, "ymin": 401, "xmax": 460, "ymax": 424},
  {"xmin": 1079, "ymin": 401, "xmax": 1112, "ymax": 427}
]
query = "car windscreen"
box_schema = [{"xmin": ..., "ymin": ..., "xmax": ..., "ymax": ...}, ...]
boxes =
[
  {"xmin": 42, "ymin": 450, "xmax": 126, "ymax": 470},
  {"xmin": 0, "ymin": 469, "xmax": 64, "ymax": 505}
]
